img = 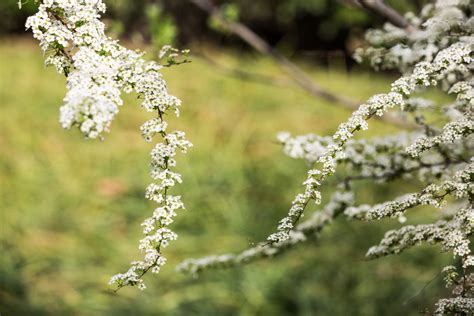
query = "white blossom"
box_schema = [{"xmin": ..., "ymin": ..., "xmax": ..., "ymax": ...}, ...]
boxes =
[{"xmin": 435, "ymin": 297, "xmax": 474, "ymax": 315}]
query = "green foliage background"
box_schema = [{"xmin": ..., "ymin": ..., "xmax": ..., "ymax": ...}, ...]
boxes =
[
  {"xmin": 0, "ymin": 38, "xmax": 454, "ymax": 315},
  {"xmin": 2, "ymin": 0, "xmax": 427, "ymax": 50}
]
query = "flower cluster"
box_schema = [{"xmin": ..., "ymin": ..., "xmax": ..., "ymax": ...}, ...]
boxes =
[
  {"xmin": 344, "ymin": 163, "xmax": 473, "ymax": 221},
  {"xmin": 277, "ymin": 130, "xmax": 470, "ymax": 183},
  {"xmin": 354, "ymin": 0, "xmax": 472, "ymax": 73},
  {"xmin": 365, "ymin": 202, "xmax": 473, "ymax": 271},
  {"xmin": 407, "ymin": 116, "xmax": 473, "ymax": 157},
  {"xmin": 435, "ymin": 297, "xmax": 474, "ymax": 315},
  {"xmin": 26, "ymin": 0, "xmax": 191, "ymax": 290}
]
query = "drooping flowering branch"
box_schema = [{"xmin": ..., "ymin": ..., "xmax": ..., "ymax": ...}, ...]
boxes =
[{"xmin": 25, "ymin": 0, "xmax": 192, "ymax": 290}]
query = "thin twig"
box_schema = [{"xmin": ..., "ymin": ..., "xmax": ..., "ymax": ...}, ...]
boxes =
[{"xmin": 402, "ymin": 271, "xmax": 442, "ymax": 306}]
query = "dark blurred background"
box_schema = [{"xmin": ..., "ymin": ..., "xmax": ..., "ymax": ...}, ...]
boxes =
[
  {"xmin": 3, "ymin": 1, "xmax": 427, "ymax": 59},
  {"xmin": 1, "ymin": 1, "xmax": 452, "ymax": 315}
]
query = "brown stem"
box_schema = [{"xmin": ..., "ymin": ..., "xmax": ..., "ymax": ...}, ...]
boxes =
[
  {"xmin": 353, "ymin": 0, "xmax": 415, "ymax": 32},
  {"xmin": 192, "ymin": 0, "xmax": 358, "ymax": 107}
]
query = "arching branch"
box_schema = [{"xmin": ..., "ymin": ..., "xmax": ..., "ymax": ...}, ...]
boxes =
[
  {"xmin": 189, "ymin": 0, "xmax": 360, "ymax": 110},
  {"xmin": 349, "ymin": 0, "xmax": 415, "ymax": 32}
]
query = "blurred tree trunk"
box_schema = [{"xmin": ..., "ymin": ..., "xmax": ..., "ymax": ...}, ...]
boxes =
[{"xmin": 161, "ymin": 0, "xmax": 208, "ymax": 46}]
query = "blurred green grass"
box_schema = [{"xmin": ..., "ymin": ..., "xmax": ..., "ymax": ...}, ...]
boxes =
[{"xmin": 0, "ymin": 38, "xmax": 452, "ymax": 315}]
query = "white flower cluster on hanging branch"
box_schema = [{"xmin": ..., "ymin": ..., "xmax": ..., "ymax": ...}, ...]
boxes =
[
  {"xmin": 25, "ymin": 0, "xmax": 192, "ymax": 291},
  {"xmin": 177, "ymin": 1, "xmax": 473, "ymax": 313}
]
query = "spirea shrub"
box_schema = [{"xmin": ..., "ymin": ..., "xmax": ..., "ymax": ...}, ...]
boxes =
[{"xmin": 25, "ymin": 0, "xmax": 472, "ymax": 313}]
